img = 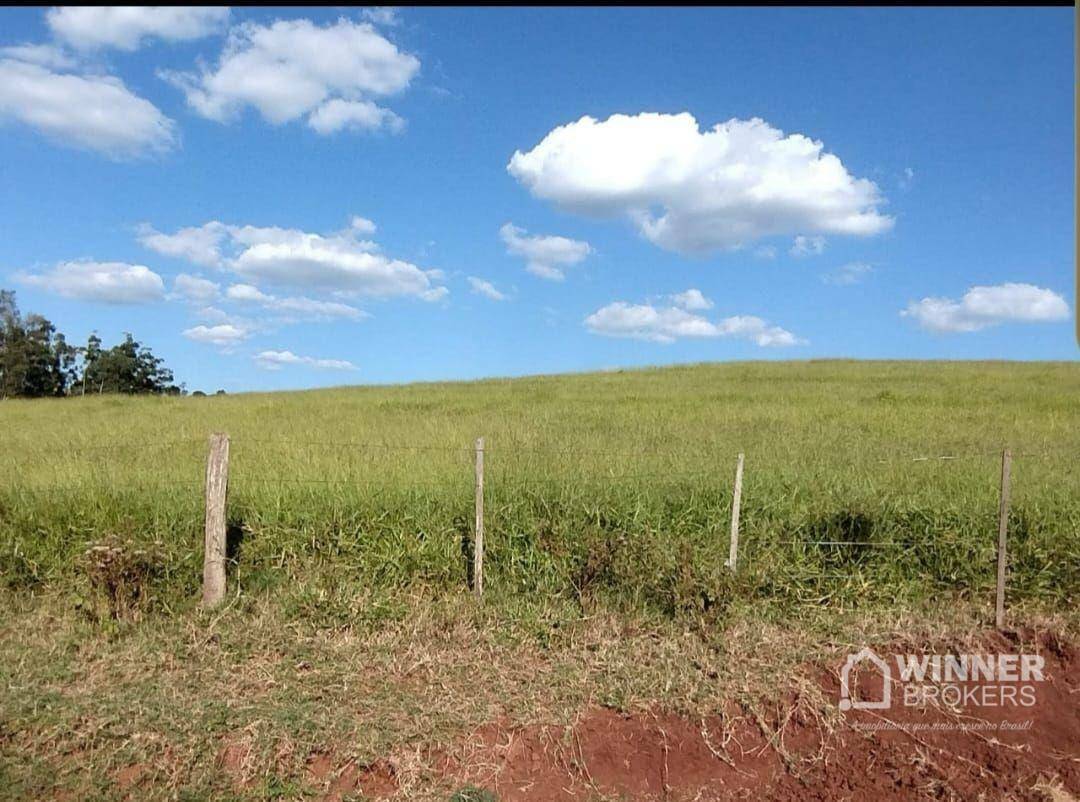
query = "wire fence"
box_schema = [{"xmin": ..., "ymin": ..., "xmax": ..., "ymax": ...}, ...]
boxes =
[
  {"xmin": 2, "ymin": 432, "xmax": 1074, "ymax": 620},
  {"xmin": 2, "ymin": 433, "xmax": 1065, "ymax": 500}
]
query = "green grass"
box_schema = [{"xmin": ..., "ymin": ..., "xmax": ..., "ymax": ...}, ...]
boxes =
[
  {"xmin": 1, "ymin": 360, "xmax": 1079, "ymax": 799},
  {"xmin": 2, "ymin": 360, "xmax": 1079, "ymax": 616}
]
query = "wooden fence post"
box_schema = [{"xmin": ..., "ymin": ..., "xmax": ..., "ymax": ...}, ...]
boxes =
[
  {"xmin": 474, "ymin": 437, "xmax": 485, "ymax": 598},
  {"xmin": 995, "ymin": 447, "xmax": 1011, "ymax": 630},
  {"xmin": 728, "ymin": 452, "xmax": 744, "ymax": 572},
  {"xmin": 202, "ymin": 432, "xmax": 230, "ymax": 608}
]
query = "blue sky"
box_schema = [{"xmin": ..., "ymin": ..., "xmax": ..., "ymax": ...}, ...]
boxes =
[{"xmin": 0, "ymin": 7, "xmax": 1074, "ymax": 392}]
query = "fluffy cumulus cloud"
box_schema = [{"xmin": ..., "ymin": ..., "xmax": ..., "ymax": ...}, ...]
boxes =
[
  {"xmin": 46, "ymin": 6, "xmax": 230, "ymax": 51},
  {"xmin": 254, "ymin": 350, "xmax": 357, "ymax": 371},
  {"xmin": 307, "ymin": 98, "xmax": 404, "ymax": 135},
  {"xmin": 349, "ymin": 216, "xmax": 377, "ymax": 235},
  {"xmin": 228, "ymin": 226, "xmax": 445, "ymax": 299},
  {"xmin": 0, "ymin": 56, "xmax": 176, "ymax": 158},
  {"xmin": 139, "ymin": 218, "xmax": 446, "ymax": 301},
  {"xmin": 16, "ymin": 260, "xmax": 164, "ymax": 304},
  {"xmin": 508, "ymin": 113, "xmax": 891, "ymax": 255},
  {"xmin": 467, "ymin": 276, "xmax": 507, "ymax": 301},
  {"xmin": 138, "ymin": 222, "xmax": 228, "ymax": 267},
  {"xmin": 172, "ymin": 273, "xmax": 220, "ymax": 303},
  {"xmin": 163, "ymin": 18, "xmax": 419, "ymax": 135},
  {"xmin": 225, "ymin": 283, "xmax": 366, "ymax": 320},
  {"xmin": 585, "ymin": 292, "xmax": 803, "ymax": 347},
  {"xmin": 500, "ymin": 223, "xmax": 591, "ymax": 281},
  {"xmin": 902, "ymin": 283, "xmax": 1070, "ymax": 333},
  {"xmin": 669, "ymin": 288, "xmax": 713, "ymax": 310},
  {"xmin": 182, "ymin": 323, "xmax": 250, "ymax": 348}
]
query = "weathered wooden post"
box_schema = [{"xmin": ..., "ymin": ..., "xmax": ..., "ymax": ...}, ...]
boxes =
[
  {"xmin": 202, "ymin": 432, "xmax": 230, "ymax": 608},
  {"xmin": 728, "ymin": 452, "xmax": 744, "ymax": 572},
  {"xmin": 995, "ymin": 448, "xmax": 1011, "ymax": 630},
  {"xmin": 474, "ymin": 437, "xmax": 485, "ymax": 598}
]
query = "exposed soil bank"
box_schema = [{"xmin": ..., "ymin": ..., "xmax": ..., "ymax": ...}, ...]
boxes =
[{"xmin": 307, "ymin": 629, "xmax": 1078, "ymax": 800}]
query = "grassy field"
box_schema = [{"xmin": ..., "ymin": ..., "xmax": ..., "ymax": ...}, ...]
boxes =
[
  {"xmin": 1, "ymin": 360, "xmax": 1079, "ymax": 799},
  {"xmin": 2, "ymin": 359, "xmax": 1078, "ymax": 613}
]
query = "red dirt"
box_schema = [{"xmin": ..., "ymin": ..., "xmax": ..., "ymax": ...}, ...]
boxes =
[
  {"xmin": 118, "ymin": 629, "xmax": 1078, "ymax": 800},
  {"xmin": 318, "ymin": 628, "xmax": 1079, "ymax": 800},
  {"xmin": 306, "ymin": 751, "xmax": 398, "ymax": 801},
  {"xmin": 217, "ymin": 735, "xmax": 254, "ymax": 789}
]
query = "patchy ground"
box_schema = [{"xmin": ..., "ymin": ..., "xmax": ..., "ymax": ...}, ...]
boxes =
[
  {"xmin": 269, "ymin": 631, "xmax": 1080, "ymax": 801},
  {"xmin": 4, "ymin": 591, "xmax": 1077, "ymax": 801}
]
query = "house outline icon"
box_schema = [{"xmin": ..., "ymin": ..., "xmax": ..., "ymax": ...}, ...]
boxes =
[{"xmin": 839, "ymin": 647, "xmax": 891, "ymax": 711}]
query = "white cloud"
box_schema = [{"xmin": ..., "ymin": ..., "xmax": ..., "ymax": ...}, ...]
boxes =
[
  {"xmin": 139, "ymin": 218, "xmax": 446, "ymax": 301},
  {"xmin": 899, "ymin": 166, "xmax": 915, "ymax": 190},
  {"xmin": 585, "ymin": 304, "xmax": 716, "ymax": 343},
  {"xmin": 754, "ymin": 245, "xmax": 777, "ymax": 260},
  {"xmin": 172, "ymin": 273, "xmax": 220, "ymax": 303},
  {"xmin": 0, "ymin": 44, "xmax": 76, "ymax": 69},
  {"xmin": 163, "ymin": 18, "xmax": 419, "ymax": 134},
  {"xmin": 0, "ymin": 57, "xmax": 176, "ymax": 158},
  {"xmin": 223, "ymin": 282, "xmax": 271, "ymax": 303},
  {"xmin": 307, "ymin": 98, "xmax": 404, "ymax": 135},
  {"xmin": 46, "ymin": 6, "xmax": 230, "ymax": 51},
  {"xmin": 467, "ymin": 276, "xmax": 507, "ymax": 301},
  {"xmin": 508, "ymin": 113, "xmax": 891, "ymax": 255},
  {"xmin": 16, "ymin": 260, "xmax": 164, "ymax": 304},
  {"xmin": 585, "ymin": 300, "xmax": 803, "ymax": 347},
  {"xmin": 822, "ymin": 262, "xmax": 873, "ymax": 286},
  {"xmin": 254, "ymin": 350, "xmax": 357, "ymax": 371},
  {"xmin": 361, "ymin": 7, "xmax": 401, "ymax": 26},
  {"xmin": 225, "ymin": 283, "xmax": 366, "ymax": 320},
  {"xmin": 228, "ymin": 226, "xmax": 444, "ymax": 299},
  {"xmin": 790, "ymin": 235, "xmax": 826, "ymax": 257},
  {"xmin": 350, "ymin": 216, "xmax": 377, "ymax": 235},
  {"xmin": 902, "ymin": 283, "xmax": 1070, "ymax": 333},
  {"xmin": 182, "ymin": 323, "xmax": 250, "ymax": 347},
  {"xmin": 715, "ymin": 316, "xmax": 803, "ymax": 347},
  {"xmin": 500, "ymin": 222, "xmax": 591, "ymax": 281},
  {"xmin": 195, "ymin": 306, "xmax": 233, "ymax": 324},
  {"xmin": 420, "ymin": 286, "xmax": 449, "ymax": 302},
  {"xmin": 192, "ymin": 306, "xmax": 262, "ymax": 336},
  {"xmin": 273, "ymin": 296, "xmax": 367, "ymax": 319},
  {"xmin": 138, "ymin": 222, "xmax": 228, "ymax": 267},
  {"xmin": 669, "ymin": 288, "xmax": 712, "ymax": 311}
]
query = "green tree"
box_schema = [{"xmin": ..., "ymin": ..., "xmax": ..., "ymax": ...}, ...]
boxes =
[
  {"xmin": 0, "ymin": 290, "xmax": 70, "ymax": 398},
  {"xmin": 82, "ymin": 333, "xmax": 179, "ymax": 395},
  {"xmin": 0, "ymin": 290, "xmax": 182, "ymax": 398}
]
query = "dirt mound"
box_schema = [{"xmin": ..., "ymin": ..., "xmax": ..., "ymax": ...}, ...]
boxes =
[{"xmin": 428, "ymin": 706, "xmax": 778, "ymax": 800}]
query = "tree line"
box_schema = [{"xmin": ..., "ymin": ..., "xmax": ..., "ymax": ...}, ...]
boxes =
[{"xmin": 0, "ymin": 290, "xmax": 183, "ymax": 399}]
